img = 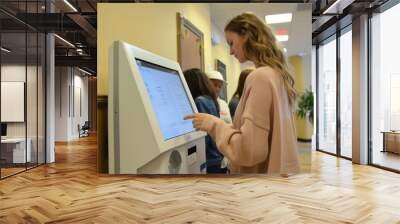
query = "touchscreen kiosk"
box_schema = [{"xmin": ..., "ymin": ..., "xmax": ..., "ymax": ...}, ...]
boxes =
[{"xmin": 108, "ymin": 41, "xmax": 206, "ymax": 174}]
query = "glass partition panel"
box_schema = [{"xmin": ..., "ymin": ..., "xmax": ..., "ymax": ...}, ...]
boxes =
[
  {"xmin": 339, "ymin": 28, "xmax": 352, "ymax": 158},
  {"xmin": 371, "ymin": 3, "xmax": 400, "ymax": 171},
  {"xmin": 38, "ymin": 32, "xmax": 45, "ymax": 165},
  {"xmin": 27, "ymin": 31, "xmax": 38, "ymax": 169},
  {"xmin": 1, "ymin": 31, "xmax": 27, "ymax": 178},
  {"xmin": 317, "ymin": 36, "xmax": 337, "ymax": 155}
]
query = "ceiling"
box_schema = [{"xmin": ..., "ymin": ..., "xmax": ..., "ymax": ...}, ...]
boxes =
[
  {"xmin": 1, "ymin": 0, "xmax": 393, "ymax": 75},
  {"xmin": 210, "ymin": 3, "xmax": 312, "ymax": 57},
  {"xmin": 0, "ymin": 0, "xmax": 99, "ymax": 73}
]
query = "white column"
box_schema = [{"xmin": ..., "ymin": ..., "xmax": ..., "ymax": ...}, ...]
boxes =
[
  {"xmin": 46, "ymin": 32, "xmax": 55, "ymax": 163},
  {"xmin": 352, "ymin": 14, "xmax": 369, "ymax": 164},
  {"xmin": 45, "ymin": 0, "xmax": 56, "ymax": 163},
  {"xmin": 55, "ymin": 67, "xmax": 73, "ymax": 141}
]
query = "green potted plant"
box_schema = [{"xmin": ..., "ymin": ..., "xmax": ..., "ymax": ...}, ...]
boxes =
[{"xmin": 296, "ymin": 89, "xmax": 314, "ymax": 124}]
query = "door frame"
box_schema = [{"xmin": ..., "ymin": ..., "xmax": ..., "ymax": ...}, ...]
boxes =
[{"xmin": 176, "ymin": 13, "xmax": 205, "ymax": 72}]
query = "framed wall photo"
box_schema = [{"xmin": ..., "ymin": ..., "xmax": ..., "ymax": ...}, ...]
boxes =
[
  {"xmin": 1, "ymin": 81, "xmax": 25, "ymax": 122},
  {"xmin": 215, "ymin": 59, "xmax": 227, "ymax": 101}
]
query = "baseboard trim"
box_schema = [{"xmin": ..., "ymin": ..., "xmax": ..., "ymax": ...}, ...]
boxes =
[
  {"xmin": 297, "ymin": 138, "xmax": 312, "ymax": 143},
  {"xmin": 97, "ymin": 95, "xmax": 109, "ymax": 173}
]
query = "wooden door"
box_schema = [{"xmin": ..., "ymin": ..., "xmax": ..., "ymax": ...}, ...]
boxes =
[{"xmin": 177, "ymin": 13, "xmax": 204, "ymax": 72}]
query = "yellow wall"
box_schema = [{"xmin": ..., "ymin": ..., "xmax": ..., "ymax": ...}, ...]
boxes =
[
  {"xmin": 289, "ymin": 56, "xmax": 313, "ymax": 140},
  {"xmin": 97, "ymin": 3, "xmax": 212, "ymax": 96},
  {"xmin": 210, "ymin": 27, "xmax": 242, "ymax": 101}
]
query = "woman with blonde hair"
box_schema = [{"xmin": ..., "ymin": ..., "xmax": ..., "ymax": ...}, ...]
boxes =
[{"xmin": 185, "ymin": 12, "xmax": 300, "ymax": 175}]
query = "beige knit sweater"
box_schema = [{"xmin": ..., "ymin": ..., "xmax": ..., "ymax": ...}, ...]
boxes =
[{"xmin": 202, "ymin": 66, "xmax": 300, "ymax": 175}]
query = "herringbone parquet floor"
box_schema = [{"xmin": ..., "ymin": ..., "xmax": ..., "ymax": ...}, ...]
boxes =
[{"xmin": 1, "ymin": 134, "xmax": 400, "ymax": 223}]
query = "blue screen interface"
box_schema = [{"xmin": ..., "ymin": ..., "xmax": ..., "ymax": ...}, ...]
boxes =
[{"xmin": 136, "ymin": 59, "xmax": 195, "ymax": 140}]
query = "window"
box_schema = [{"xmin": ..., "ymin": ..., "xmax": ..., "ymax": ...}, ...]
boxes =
[
  {"xmin": 317, "ymin": 36, "xmax": 337, "ymax": 155},
  {"xmin": 340, "ymin": 27, "xmax": 352, "ymax": 158},
  {"xmin": 370, "ymin": 2, "xmax": 400, "ymax": 171}
]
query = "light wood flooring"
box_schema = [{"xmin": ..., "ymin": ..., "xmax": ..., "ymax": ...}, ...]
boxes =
[
  {"xmin": 0, "ymin": 167, "xmax": 26, "ymax": 178},
  {"xmin": 372, "ymin": 150, "xmax": 400, "ymax": 171},
  {"xmin": 0, "ymin": 135, "xmax": 400, "ymax": 223},
  {"xmin": 1, "ymin": 163, "xmax": 46, "ymax": 178}
]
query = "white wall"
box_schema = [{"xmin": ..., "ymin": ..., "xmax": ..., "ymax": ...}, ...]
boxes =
[
  {"xmin": 1, "ymin": 65, "xmax": 34, "ymax": 138},
  {"xmin": 1, "ymin": 66, "xmax": 26, "ymax": 130},
  {"xmin": 55, "ymin": 67, "xmax": 89, "ymax": 141},
  {"xmin": 72, "ymin": 73, "xmax": 89, "ymax": 138},
  {"xmin": 55, "ymin": 67, "xmax": 69, "ymax": 141},
  {"xmin": 1, "ymin": 64, "xmax": 26, "ymax": 81},
  {"xmin": 1, "ymin": 82, "xmax": 25, "ymax": 122}
]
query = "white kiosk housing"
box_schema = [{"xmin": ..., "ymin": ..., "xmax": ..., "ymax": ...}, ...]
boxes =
[{"xmin": 108, "ymin": 41, "xmax": 206, "ymax": 174}]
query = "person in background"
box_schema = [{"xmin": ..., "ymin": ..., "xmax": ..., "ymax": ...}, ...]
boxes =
[
  {"xmin": 206, "ymin": 70, "xmax": 233, "ymax": 171},
  {"xmin": 183, "ymin": 68, "xmax": 228, "ymax": 174},
  {"xmin": 229, "ymin": 68, "xmax": 253, "ymax": 119},
  {"xmin": 206, "ymin": 70, "xmax": 233, "ymax": 124},
  {"xmin": 185, "ymin": 12, "xmax": 300, "ymax": 176}
]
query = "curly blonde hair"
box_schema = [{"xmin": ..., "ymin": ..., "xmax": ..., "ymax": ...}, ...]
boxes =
[{"xmin": 225, "ymin": 12, "xmax": 297, "ymax": 108}]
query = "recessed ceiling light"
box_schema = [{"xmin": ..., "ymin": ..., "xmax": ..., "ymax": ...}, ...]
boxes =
[
  {"xmin": 323, "ymin": 0, "xmax": 349, "ymax": 14},
  {"xmin": 1, "ymin": 47, "xmax": 11, "ymax": 53},
  {"xmin": 276, "ymin": 35, "xmax": 289, "ymax": 42},
  {"xmin": 78, "ymin": 67, "xmax": 93, "ymax": 76},
  {"xmin": 265, "ymin": 13, "xmax": 292, "ymax": 24},
  {"xmin": 54, "ymin": 34, "xmax": 75, "ymax": 48},
  {"xmin": 63, "ymin": 0, "xmax": 78, "ymax": 12}
]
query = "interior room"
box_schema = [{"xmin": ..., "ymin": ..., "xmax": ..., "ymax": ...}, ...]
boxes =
[
  {"xmin": 98, "ymin": 3, "xmax": 313, "ymax": 174},
  {"xmin": 0, "ymin": 22, "xmax": 46, "ymax": 178},
  {"xmin": 0, "ymin": 0, "xmax": 400, "ymax": 223}
]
